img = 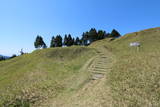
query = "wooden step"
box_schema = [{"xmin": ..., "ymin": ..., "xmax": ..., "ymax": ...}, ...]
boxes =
[
  {"xmin": 100, "ymin": 57, "xmax": 107, "ymax": 58},
  {"xmin": 91, "ymin": 73, "xmax": 104, "ymax": 80},
  {"xmin": 94, "ymin": 66, "xmax": 109, "ymax": 69},
  {"xmin": 94, "ymin": 64, "xmax": 107, "ymax": 67},
  {"xmin": 88, "ymin": 68, "xmax": 107, "ymax": 72},
  {"xmin": 92, "ymin": 71, "xmax": 106, "ymax": 74},
  {"xmin": 89, "ymin": 67, "xmax": 107, "ymax": 70}
]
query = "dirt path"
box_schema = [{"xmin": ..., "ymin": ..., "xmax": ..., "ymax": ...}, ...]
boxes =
[{"xmin": 48, "ymin": 47, "xmax": 114, "ymax": 107}]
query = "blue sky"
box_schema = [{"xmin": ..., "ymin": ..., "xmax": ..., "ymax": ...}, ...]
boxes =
[{"xmin": 0, "ymin": 0, "xmax": 160, "ymax": 56}]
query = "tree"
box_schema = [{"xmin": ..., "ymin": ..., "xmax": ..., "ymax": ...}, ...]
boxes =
[
  {"xmin": 42, "ymin": 42, "xmax": 47, "ymax": 49},
  {"xmin": 72, "ymin": 37, "xmax": 75, "ymax": 45},
  {"xmin": 58, "ymin": 35, "xmax": 63, "ymax": 47},
  {"xmin": 72, "ymin": 37, "xmax": 75, "ymax": 46},
  {"xmin": 0, "ymin": 56, "xmax": 5, "ymax": 61},
  {"xmin": 67, "ymin": 34, "xmax": 73, "ymax": 46},
  {"xmin": 50, "ymin": 36, "xmax": 55, "ymax": 48},
  {"xmin": 81, "ymin": 32, "xmax": 89, "ymax": 46},
  {"xmin": 34, "ymin": 35, "xmax": 47, "ymax": 49},
  {"xmin": 104, "ymin": 33, "xmax": 110, "ymax": 38},
  {"xmin": 34, "ymin": 36, "xmax": 41, "ymax": 48},
  {"xmin": 88, "ymin": 28, "xmax": 98, "ymax": 43},
  {"xmin": 10, "ymin": 54, "xmax": 17, "ymax": 59},
  {"xmin": 97, "ymin": 30, "xmax": 106, "ymax": 40},
  {"xmin": 63, "ymin": 34, "xmax": 68, "ymax": 46},
  {"xmin": 74, "ymin": 37, "xmax": 80, "ymax": 45},
  {"xmin": 110, "ymin": 29, "xmax": 121, "ymax": 38},
  {"xmin": 20, "ymin": 49, "xmax": 24, "ymax": 55},
  {"xmin": 55, "ymin": 35, "xmax": 63, "ymax": 47}
]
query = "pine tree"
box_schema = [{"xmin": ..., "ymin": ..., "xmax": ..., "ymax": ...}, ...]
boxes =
[
  {"xmin": 50, "ymin": 36, "xmax": 55, "ymax": 47},
  {"xmin": 72, "ymin": 37, "xmax": 75, "ymax": 45},
  {"xmin": 97, "ymin": 30, "xmax": 106, "ymax": 40},
  {"xmin": 54, "ymin": 35, "xmax": 62, "ymax": 47},
  {"xmin": 63, "ymin": 34, "xmax": 68, "ymax": 46},
  {"xmin": 110, "ymin": 29, "xmax": 121, "ymax": 38},
  {"xmin": 57, "ymin": 35, "xmax": 63, "ymax": 47},
  {"xmin": 10, "ymin": 54, "xmax": 17, "ymax": 59},
  {"xmin": 42, "ymin": 42, "xmax": 47, "ymax": 49},
  {"xmin": 67, "ymin": 34, "xmax": 73, "ymax": 46},
  {"xmin": 34, "ymin": 35, "xmax": 47, "ymax": 49},
  {"xmin": 81, "ymin": 32, "xmax": 89, "ymax": 46},
  {"xmin": 34, "ymin": 36, "xmax": 40, "ymax": 48},
  {"xmin": 20, "ymin": 49, "xmax": 24, "ymax": 55},
  {"xmin": 104, "ymin": 33, "xmax": 110, "ymax": 38},
  {"xmin": 0, "ymin": 56, "xmax": 5, "ymax": 61},
  {"xmin": 75, "ymin": 37, "xmax": 80, "ymax": 45},
  {"xmin": 88, "ymin": 28, "xmax": 98, "ymax": 43}
]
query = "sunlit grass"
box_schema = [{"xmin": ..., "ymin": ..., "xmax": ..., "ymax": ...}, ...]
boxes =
[
  {"xmin": 1, "ymin": 27, "xmax": 160, "ymax": 106},
  {"xmin": 106, "ymin": 27, "xmax": 160, "ymax": 106},
  {"xmin": 0, "ymin": 46, "xmax": 96, "ymax": 106}
]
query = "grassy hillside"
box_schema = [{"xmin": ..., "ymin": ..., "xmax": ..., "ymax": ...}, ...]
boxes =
[
  {"xmin": 1, "ymin": 27, "xmax": 160, "ymax": 107},
  {"xmin": 0, "ymin": 46, "xmax": 96, "ymax": 106},
  {"xmin": 91, "ymin": 27, "xmax": 160, "ymax": 106}
]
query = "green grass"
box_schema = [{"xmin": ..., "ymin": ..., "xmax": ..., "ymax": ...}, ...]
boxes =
[
  {"xmin": 91, "ymin": 27, "xmax": 160, "ymax": 106},
  {"xmin": 1, "ymin": 27, "xmax": 160, "ymax": 106},
  {"xmin": 0, "ymin": 46, "xmax": 96, "ymax": 106}
]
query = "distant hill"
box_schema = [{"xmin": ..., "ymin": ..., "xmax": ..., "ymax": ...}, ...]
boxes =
[{"xmin": 0, "ymin": 27, "xmax": 160, "ymax": 106}]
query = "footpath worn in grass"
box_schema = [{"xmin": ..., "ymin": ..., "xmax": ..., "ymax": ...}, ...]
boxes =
[{"xmin": 49, "ymin": 44, "xmax": 115, "ymax": 107}]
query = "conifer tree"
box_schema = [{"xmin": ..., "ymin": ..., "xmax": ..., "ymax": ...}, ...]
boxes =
[
  {"xmin": 0, "ymin": 56, "xmax": 5, "ymax": 61},
  {"xmin": 110, "ymin": 29, "xmax": 121, "ymax": 38},
  {"xmin": 50, "ymin": 36, "xmax": 55, "ymax": 47},
  {"xmin": 57, "ymin": 35, "xmax": 63, "ymax": 47},
  {"xmin": 34, "ymin": 35, "xmax": 47, "ymax": 49},
  {"xmin": 88, "ymin": 28, "xmax": 98, "ymax": 43},
  {"xmin": 67, "ymin": 34, "xmax": 73, "ymax": 46},
  {"xmin": 75, "ymin": 37, "xmax": 80, "ymax": 45},
  {"xmin": 104, "ymin": 33, "xmax": 110, "ymax": 38},
  {"xmin": 10, "ymin": 54, "xmax": 17, "ymax": 59},
  {"xmin": 34, "ymin": 36, "xmax": 41, "ymax": 48},
  {"xmin": 72, "ymin": 37, "xmax": 75, "ymax": 45},
  {"xmin": 54, "ymin": 35, "xmax": 62, "ymax": 47},
  {"xmin": 42, "ymin": 42, "xmax": 47, "ymax": 49},
  {"xmin": 97, "ymin": 30, "xmax": 106, "ymax": 40},
  {"xmin": 63, "ymin": 34, "xmax": 68, "ymax": 46},
  {"xmin": 81, "ymin": 32, "xmax": 89, "ymax": 46}
]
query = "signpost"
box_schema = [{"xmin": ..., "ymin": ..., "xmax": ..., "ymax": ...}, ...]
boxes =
[{"xmin": 130, "ymin": 42, "xmax": 141, "ymax": 52}]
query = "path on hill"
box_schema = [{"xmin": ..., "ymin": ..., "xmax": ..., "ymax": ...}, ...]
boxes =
[{"xmin": 49, "ymin": 47, "xmax": 114, "ymax": 107}]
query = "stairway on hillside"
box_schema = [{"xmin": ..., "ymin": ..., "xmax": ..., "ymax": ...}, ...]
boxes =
[
  {"xmin": 88, "ymin": 52, "xmax": 109, "ymax": 80},
  {"xmin": 50, "ymin": 49, "xmax": 114, "ymax": 107}
]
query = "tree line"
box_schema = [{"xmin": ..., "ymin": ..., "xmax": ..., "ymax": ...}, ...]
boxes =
[
  {"xmin": 34, "ymin": 28, "xmax": 121, "ymax": 49},
  {"xmin": 0, "ymin": 54, "xmax": 17, "ymax": 61},
  {"xmin": 0, "ymin": 28, "xmax": 120, "ymax": 62},
  {"xmin": 0, "ymin": 56, "xmax": 6, "ymax": 61}
]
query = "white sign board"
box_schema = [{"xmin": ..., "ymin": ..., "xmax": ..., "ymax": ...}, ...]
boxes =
[{"xmin": 130, "ymin": 42, "xmax": 140, "ymax": 47}]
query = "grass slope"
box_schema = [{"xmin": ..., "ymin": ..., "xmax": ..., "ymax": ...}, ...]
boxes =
[
  {"xmin": 0, "ymin": 46, "xmax": 96, "ymax": 106},
  {"xmin": 48, "ymin": 45, "xmax": 115, "ymax": 107},
  {"xmin": 91, "ymin": 27, "xmax": 160, "ymax": 106},
  {"xmin": 1, "ymin": 27, "xmax": 160, "ymax": 107}
]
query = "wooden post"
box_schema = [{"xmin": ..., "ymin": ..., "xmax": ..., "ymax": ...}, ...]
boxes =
[{"xmin": 137, "ymin": 46, "xmax": 140, "ymax": 52}]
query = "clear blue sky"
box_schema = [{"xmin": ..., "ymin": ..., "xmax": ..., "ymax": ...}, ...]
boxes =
[{"xmin": 0, "ymin": 0, "xmax": 160, "ymax": 56}]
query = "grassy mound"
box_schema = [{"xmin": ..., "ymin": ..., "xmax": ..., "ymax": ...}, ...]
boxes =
[{"xmin": 0, "ymin": 46, "xmax": 96, "ymax": 106}]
